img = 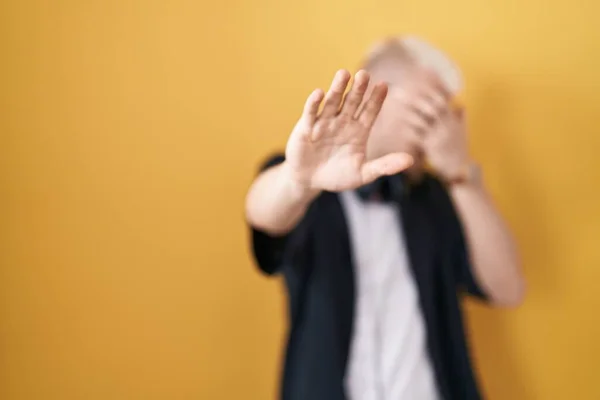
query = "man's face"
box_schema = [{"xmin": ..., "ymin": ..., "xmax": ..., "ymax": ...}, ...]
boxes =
[{"xmin": 364, "ymin": 55, "xmax": 432, "ymax": 167}]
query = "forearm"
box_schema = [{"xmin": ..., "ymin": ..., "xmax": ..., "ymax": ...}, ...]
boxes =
[
  {"xmin": 245, "ymin": 162, "xmax": 320, "ymax": 236},
  {"xmin": 450, "ymin": 180, "xmax": 526, "ymax": 306}
]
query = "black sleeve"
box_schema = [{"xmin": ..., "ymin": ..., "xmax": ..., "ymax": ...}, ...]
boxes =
[{"xmin": 249, "ymin": 153, "xmax": 314, "ymax": 276}]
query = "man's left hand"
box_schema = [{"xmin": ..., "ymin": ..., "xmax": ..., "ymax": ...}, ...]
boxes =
[{"xmin": 422, "ymin": 106, "xmax": 472, "ymax": 181}]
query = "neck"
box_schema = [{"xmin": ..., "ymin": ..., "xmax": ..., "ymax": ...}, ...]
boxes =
[{"xmin": 405, "ymin": 164, "xmax": 426, "ymax": 183}]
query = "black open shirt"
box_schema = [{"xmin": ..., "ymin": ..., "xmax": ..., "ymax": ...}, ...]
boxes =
[{"xmin": 250, "ymin": 154, "xmax": 487, "ymax": 400}]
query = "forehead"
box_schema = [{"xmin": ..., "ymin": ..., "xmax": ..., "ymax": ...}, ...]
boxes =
[
  {"xmin": 362, "ymin": 37, "xmax": 462, "ymax": 95},
  {"xmin": 364, "ymin": 48, "xmax": 417, "ymax": 88}
]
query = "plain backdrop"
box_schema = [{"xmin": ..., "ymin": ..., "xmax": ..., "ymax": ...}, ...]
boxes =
[{"xmin": 1, "ymin": 0, "xmax": 599, "ymax": 399}]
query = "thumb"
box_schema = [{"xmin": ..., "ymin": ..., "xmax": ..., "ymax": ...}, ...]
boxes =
[{"xmin": 360, "ymin": 153, "xmax": 414, "ymax": 184}]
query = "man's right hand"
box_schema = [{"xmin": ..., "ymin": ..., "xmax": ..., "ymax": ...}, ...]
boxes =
[{"xmin": 283, "ymin": 69, "xmax": 414, "ymax": 194}]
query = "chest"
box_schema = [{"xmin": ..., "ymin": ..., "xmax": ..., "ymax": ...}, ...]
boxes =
[{"xmin": 339, "ymin": 191, "xmax": 413, "ymax": 288}]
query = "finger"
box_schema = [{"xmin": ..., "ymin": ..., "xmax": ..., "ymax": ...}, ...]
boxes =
[
  {"xmin": 437, "ymin": 104, "xmax": 459, "ymax": 127},
  {"xmin": 411, "ymin": 82, "xmax": 448, "ymax": 114},
  {"xmin": 340, "ymin": 70, "xmax": 370, "ymax": 117},
  {"xmin": 421, "ymin": 68, "xmax": 452, "ymax": 100},
  {"xmin": 423, "ymin": 89, "xmax": 449, "ymax": 116},
  {"xmin": 320, "ymin": 69, "xmax": 352, "ymax": 117},
  {"xmin": 403, "ymin": 111, "xmax": 430, "ymax": 135},
  {"xmin": 429, "ymin": 91, "xmax": 448, "ymax": 111},
  {"xmin": 410, "ymin": 98, "xmax": 438, "ymax": 124},
  {"xmin": 301, "ymin": 88, "xmax": 325, "ymax": 126},
  {"xmin": 409, "ymin": 70, "xmax": 451, "ymax": 112},
  {"xmin": 361, "ymin": 152, "xmax": 414, "ymax": 184},
  {"xmin": 356, "ymin": 82, "xmax": 388, "ymax": 128}
]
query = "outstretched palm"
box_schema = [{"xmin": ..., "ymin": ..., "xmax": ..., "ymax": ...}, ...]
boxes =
[{"xmin": 285, "ymin": 69, "xmax": 413, "ymax": 192}]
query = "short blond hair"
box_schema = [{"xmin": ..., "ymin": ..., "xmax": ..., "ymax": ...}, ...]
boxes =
[{"xmin": 360, "ymin": 35, "xmax": 463, "ymax": 95}]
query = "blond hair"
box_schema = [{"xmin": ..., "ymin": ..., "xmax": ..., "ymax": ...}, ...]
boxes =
[{"xmin": 360, "ymin": 35, "xmax": 463, "ymax": 95}]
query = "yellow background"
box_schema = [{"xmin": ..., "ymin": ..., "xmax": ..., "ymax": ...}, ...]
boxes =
[{"xmin": 1, "ymin": 0, "xmax": 599, "ymax": 399}]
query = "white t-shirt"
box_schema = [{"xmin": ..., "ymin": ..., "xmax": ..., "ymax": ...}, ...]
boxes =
[{"xmin": 341, "ymin": 191, "xmax": 440, "ymax": 400}]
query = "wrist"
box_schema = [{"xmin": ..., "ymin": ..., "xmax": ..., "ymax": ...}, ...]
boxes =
[
  {"xmin": 442, "ymin": 161, "xmax": 482, "ymax": 187},
  {"xmin": 279, "ymin": 162, "xmax": 321, "ymax": 203}
]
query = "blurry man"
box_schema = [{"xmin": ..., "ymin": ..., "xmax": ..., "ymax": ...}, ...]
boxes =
[{"xmin": 245, "ymin": 36, "xmax": 525, "ymax": 400}]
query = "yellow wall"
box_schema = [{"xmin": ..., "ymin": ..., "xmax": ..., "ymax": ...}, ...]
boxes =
[{"xmin": 1, "ymin": 0, "xmax": 599, "ymax": 399}]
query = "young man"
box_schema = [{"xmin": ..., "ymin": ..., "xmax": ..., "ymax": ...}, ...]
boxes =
[{"xmin": 245, "ymin": 37, "xmax": 525, "ymax": 400}]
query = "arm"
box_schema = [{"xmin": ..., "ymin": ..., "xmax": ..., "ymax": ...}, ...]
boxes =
[
  {"xmin": 419, "ymin": 103, "xmax": 526, "ymax": 307},
  {"xmin": 245, "ymin": 69, "xmax": 411, "ymax": 236},
  {"xmin": 245, "ymin": 161, "xmax": 320, "ymax": 236},
  {"xmin": 449, "ymin": 171, "xmax": 526, "ymax": 307},
  {"xmin": 247, "ymin": 155, "xmax": 320, "ymax": 276},
  {"xmin": 246, "ymin": 70, "xmax": 413, "ymax": 277}
]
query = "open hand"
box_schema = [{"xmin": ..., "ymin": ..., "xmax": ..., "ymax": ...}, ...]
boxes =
[
  {"xmin": 376, "ymin": 68, "xmax": 469, "ymax": 180},
  {"xmin": 284, "ymin": 69, "xmax": 414, "ymax": 192},
  {"xmin": 423, "ymin": 106, "xmax": 471, "ymax": 180}
]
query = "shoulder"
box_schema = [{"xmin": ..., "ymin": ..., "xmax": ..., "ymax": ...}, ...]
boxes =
[
  {"xmin": 257, "ymin": 151, "xmax": 286, "ymax": 172},
  {"xmin": 420, "ymin": 172, "xmax": 449, "ymax": 200},
  {"xmin": 420, "ymin": 172, "xmax": 458, "ymax": 219}
]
